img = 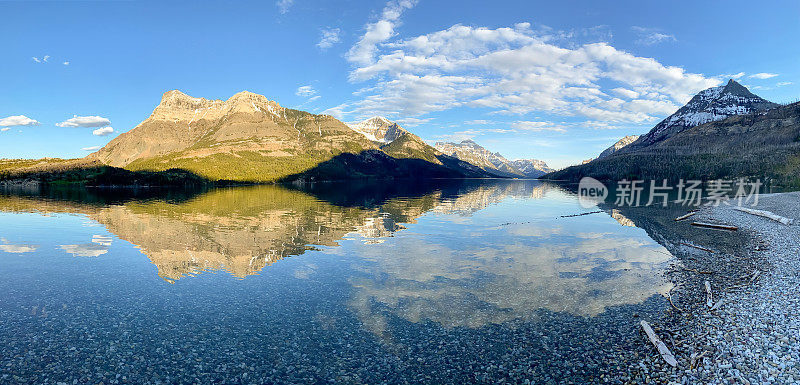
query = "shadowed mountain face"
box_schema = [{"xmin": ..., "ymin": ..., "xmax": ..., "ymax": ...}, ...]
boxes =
[{"xmin": 85, "ymin": 92, "xmax": 493, "ymax": 182}]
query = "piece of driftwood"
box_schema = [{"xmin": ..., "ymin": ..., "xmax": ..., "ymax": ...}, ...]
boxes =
[
  {"xmin": 559, "ymin": 210, "xmax": 602, "ymax": 218},
  {"xmin": 668, "ymin": 285, "xmax": 684, "ymax": 312},
  {"xmin": 704, "ymin": 280, "xmax": 713, "ymax": 308},
  {"xmin": 749, "ymin": 270, "xmax": 761, "ymax": 284},
  {"xmin": 680, "ymin": 242, "xmax": 714, "ymax": 253},
  {"xmin": 690, "ymin": 350, "xmax": 710, "ymax": 369},
  {"xmin": 734, "ymin": 207, "xmax": 795, "ymax": 225},
  {"xmin": 711, "ymin": 299, "xmax": 724, "ymax": 311},
  {"xmin": 675, "ymin": 211, "xmax": 698, "ymax": 221},
  {"xmin": 691, "ymin": 222, "xmax": 738, "ymax": 231},
  {"xmin": 640, "ymin": 320, "xmax": 678, "ymax": 367}
]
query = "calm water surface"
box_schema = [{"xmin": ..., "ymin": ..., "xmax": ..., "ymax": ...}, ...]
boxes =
[{"xmin": 0, "ymin": 180, "xmax": 675, "ymax": 384}]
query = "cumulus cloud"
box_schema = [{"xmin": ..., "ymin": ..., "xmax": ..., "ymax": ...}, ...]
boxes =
[
  {"xmin": 92, "ymin": 127, "xmax": 114, "ymax": 136},
  {"xmin": 81, "ymin": 146, "xmax": 101, "ymax": 151},
  {"xmin": 296, "ymin": 85, "xmax": 317, "ymax": 97},
  {"xmin": 334, "ymin": 20, "xmax": 719, "ymax": 123},
  {"xmin": 56, "ymin": 115, "xmax": 111, "ymax": 128},
  {"xmin": 0, "ymin": 128, "xmax": 9, "ymax": 132},
  {"xmin": 0, "ymin": 115, "xmax": 40, "ymax": 127},
  {"xmin": 346, "ymin": 0, "xmax": 418, "ymax": 66},
  {"xmin": 749, "ymin": 73, "xmax": 778, "ymax": 79},
  {"xmin": 317, "ymin": 28, "xmax": 341, "ymax": 50},
  {"xmin": 276, "ymin": 0, "xmax": 293, "ymax": 14}
]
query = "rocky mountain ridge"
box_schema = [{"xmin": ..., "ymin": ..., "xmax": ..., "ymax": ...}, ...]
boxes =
[
  {"xmin": 86, "ymin": 91, "xmax": 502, "ymax": 182},
  {"xmin": 435, "ymin": 140, "xmax": 552, "ymax": 177},
  {"xmin": 597, "ymin": 135, "xmax": 641, "ymax": 159}
]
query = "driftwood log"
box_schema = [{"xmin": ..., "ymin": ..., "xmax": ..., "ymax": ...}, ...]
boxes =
[
  {"xmin": 680, "ymin": 242, "xmax": 714, "ymax": 253},
  {"xmin": 675, "ymin": 211, "xmax": 698, "ymax": 221},
  {"xmin": 734, "ymin": 207, "xmax": 795, "ymax": 225},
  {"xmin": 640, "ymin": 320, "xmax": 678, "ymax": 367},
  {"xmin": 691, "ymin": 222, "xmax": 738, "ymax": 231}
]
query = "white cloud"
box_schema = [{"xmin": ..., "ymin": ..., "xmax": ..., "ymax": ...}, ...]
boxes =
[
  {"xmin": 0, "ymin": 243, "xmax": 38, "ymax": 253},
  {"xmin": 56, "ymin": 115, "xmax": 111, "ymax": 128},
  {"xmin": 92, "ymin": 127, "xmax": 114, "ymax": 136},
  {"xmin": 0, "ymin": 128, "xmax": 9, "ymax": 132},
  {"xmin": 394, "ymin": 117, "xmax": 432, "ymax": 127},
  {"xmin": 464, "ymin": 119, "xmax": 497, "ymax": 125},
  {"xmin": 631, "ymin": 27, "xmax": 676, "ymax": 46},
  {"xmin": 276, "ymin": 0, "xmax": 293, "ymax": 14},
  {"xmin": 296, "ymin": 85, "xmax": 317, "ymax": 97},
  {"xmin": 611, "ymin": 87, "xmax": 639, "ymax": 99},
  {"xmin": 63, "ymin": 61, "xmax": 70, "ymax": 66},
  {"xmin": 335, "ymin": 21, "xmax": 719, "ymax": 123},
  {"xmin": 317, "ymin": 28, "xmax": 341, "ymax": 50},
  {"xmin": 776, "ymin": 82, "xmax": 793, "ymax": 87},
  {"xmin": 346, "ymin": 0, "xmax": 418, "ymax": 66},
  {"xmin": 32, "ymin": 57, "xmax": 41, "ymax": 63},
  {"xmin": 723, "ymin": 72, "xmax": 745, "ymax": 80},
  {"xmin": 510, "ymin": 121, "xmax": 567, "ymax": 132},
  {"xmin": 81, "ymin": 146, "xmax": 101, "ymax": 151},
  {"xmin": 59, "ymin": 243, "xmax": 108, "ymax": 257},
  {"xmin": 749, "ymin": 73, "xmax": 778, "ymax": 79},
  {"xmin": 0, "ymin": 115, "xmax": 40, "ymax": 127}
]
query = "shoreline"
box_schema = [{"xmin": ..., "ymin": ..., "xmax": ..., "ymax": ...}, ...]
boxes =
[{"xmin": 632, "ymin": 191, "xmax": 800, "ymax": 384}]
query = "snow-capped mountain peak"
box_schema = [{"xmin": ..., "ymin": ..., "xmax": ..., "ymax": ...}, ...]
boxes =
[
  {"xmin": 346, "ymin": 116, "xmax": 408, "ymax": 143},
  {"xmin": 637, "ymin": 79, "xmax": 777, "ymax": 146}
]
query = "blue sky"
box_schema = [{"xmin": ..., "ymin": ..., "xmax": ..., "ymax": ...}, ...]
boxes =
[{"xmin": 1, "ymin": 0, "xmax": 798, "ymax": 169}]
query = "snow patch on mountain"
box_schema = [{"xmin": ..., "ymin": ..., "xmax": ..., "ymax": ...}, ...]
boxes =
[{"xmin": 346, "ymin": 116, "xmax": 407, "ymax": 143}]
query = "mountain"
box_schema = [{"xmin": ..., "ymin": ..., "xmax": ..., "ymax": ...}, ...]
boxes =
[
  {"xmin": 509, "ymin": 159, "xmax": 554, "ymax": 177},
  {"xmin": 597, "ymin": 135, "xmax": 640, "ymax": 159},
  {"xmin": 434, "ymin": 140, "xmax": 552, "ymax": 178},
  {"xmin": 545, "ymin": 82, "xmax": 799, "ymax": 184},
  {"xmin": 346, "ymin": 116, "xmax": 407, "ymax": 143},
  {"xmin": 623, "ymin": 79, "xmax": 777, "ymax": 151},
  {"xmin": 84, "ymin": 91, "xmax": 493, "ymax": 183}
]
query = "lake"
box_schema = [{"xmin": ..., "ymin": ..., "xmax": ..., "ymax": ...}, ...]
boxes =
[{"xmin": 0, "ymin": 180, "xmax": 677, "ymax": 384}]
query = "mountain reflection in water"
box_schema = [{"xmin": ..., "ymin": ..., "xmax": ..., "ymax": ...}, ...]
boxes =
[{"xmin": 0, "ymin": 180, "xmax": 673, "ymax": 329}]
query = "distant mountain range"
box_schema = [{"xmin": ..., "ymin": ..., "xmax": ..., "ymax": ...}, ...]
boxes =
[
  {"xmin": 2, "ymin": 90, "xmax": 551, "ymax": 184},
  {"xmin": 546, "ymin": 80, "xmax": 800, "ymax": 185},
  {"xmin": 435, "ymin": 140, "xmax": 553, "ymax": 178}
]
